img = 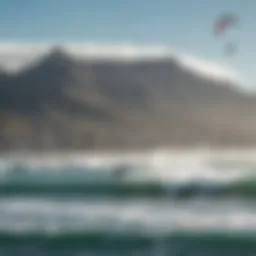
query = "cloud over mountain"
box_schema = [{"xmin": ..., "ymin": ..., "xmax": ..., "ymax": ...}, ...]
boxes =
[{"xmin": 0, "ymin": 42, "xmax": 242, "ymax": 85}]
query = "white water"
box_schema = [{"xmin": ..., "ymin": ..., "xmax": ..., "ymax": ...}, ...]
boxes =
[
  {"xmin": 0, "ymin": 197, "xmax": 255, "ymax": 235},
  {"xmin": 1, "ymin": 149, "xmax": 256, "ymax": 187},
  {"xmin": 1, "ymin": 149, "xmax": 256, "ymax": 242}
]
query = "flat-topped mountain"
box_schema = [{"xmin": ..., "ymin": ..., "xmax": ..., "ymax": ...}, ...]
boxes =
[{"xmin": 0, "ymin": 47, "xmax": 255, "ymax": 151}]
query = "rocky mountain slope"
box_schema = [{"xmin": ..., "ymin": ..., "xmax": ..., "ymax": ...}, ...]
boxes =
[{"xmin": 0, "ymin": 47, "xmax": 255, "ymax": 151}]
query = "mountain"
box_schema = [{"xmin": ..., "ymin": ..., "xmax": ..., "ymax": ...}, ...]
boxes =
[{"xmin": 0, "ymin": 47, "xmax": 255, "ymax": 152}]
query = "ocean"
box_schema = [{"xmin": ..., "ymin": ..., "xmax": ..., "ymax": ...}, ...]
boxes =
[{"xmin": 1, "ymin": 149, "xmax": 256, "ymax": 256}]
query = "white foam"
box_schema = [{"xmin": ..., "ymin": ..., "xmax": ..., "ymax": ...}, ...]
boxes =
[
  {"xmin": 0, "ymin": 198, "xmax": 255, "ymax": 234},
  {"xmin": 1, "ymin": 149, "xmax": 256, "ymax": 186}
]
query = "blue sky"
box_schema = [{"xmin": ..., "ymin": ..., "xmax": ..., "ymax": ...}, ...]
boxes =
[{"xmin": 0, "ymin": 0, "xmax": 255, "ymax": 87}]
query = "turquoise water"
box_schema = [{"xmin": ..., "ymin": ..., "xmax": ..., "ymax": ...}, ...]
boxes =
[{"xmin": 1, "ymin": 155, "xmax": 256, "ymax": 255}]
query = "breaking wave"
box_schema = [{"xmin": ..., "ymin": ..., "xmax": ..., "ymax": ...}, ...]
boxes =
[{"xmin": 0, "ymin": 158, "xmax": 255, "ymax": 198}]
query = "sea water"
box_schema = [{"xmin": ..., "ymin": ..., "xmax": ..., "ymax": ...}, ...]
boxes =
[{"xmin": 1, "ymin": 149, "xmax": 256, "ymax": 256}]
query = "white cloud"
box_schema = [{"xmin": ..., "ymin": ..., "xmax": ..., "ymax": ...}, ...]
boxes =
[
  {"xmin": 64, "ymin": 43, "xmax": 171, "ymax": 60},
  {"xmin": 0, "ymin": 42, "xmax": 243, "ymax": 85},
  {"xmin": 177, "ymin": 54, "xmax": 243, "ymax": 84}
]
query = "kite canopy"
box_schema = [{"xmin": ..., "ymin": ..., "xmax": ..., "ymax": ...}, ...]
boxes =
[
  {"xmin": 213, "ymin": 13, "xmax": 240, "ymax": 58},
  {"xmin": 214, "ymin": 13, "xmax": 239, "ymax": 36}
]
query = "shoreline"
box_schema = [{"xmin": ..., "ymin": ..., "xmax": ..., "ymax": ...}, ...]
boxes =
[{"xmin": 2, "ymin": 147, "xmax": 256, "ymax": 165}]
